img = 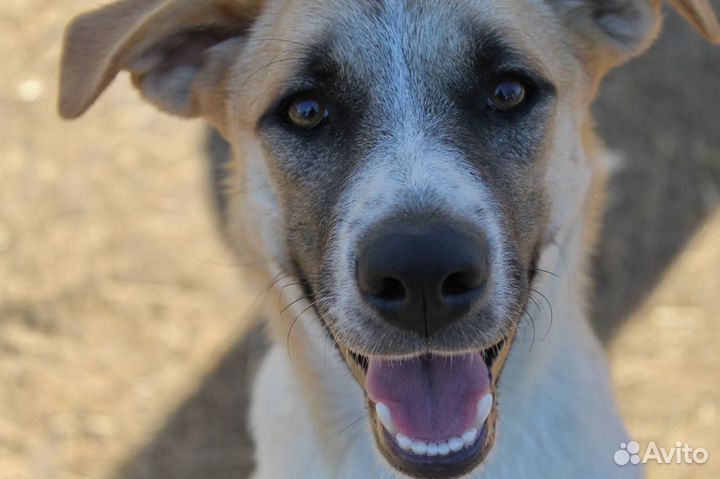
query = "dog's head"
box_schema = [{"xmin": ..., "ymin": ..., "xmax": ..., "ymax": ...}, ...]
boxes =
[{"xmin": 59, "ymin": 0, "xmax": 718, "ymax": 476}]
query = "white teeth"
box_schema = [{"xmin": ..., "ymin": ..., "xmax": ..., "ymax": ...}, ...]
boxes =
[
  {"xmin": 391, "ymin": 426, "xmax": 482, "ymax": 457},
  {"xmin": 438, "ymin": 442, "xmax": 450, "ymax": 456},
  {"xmin": 411, "ymin": 440, "xmax": 428, "ymax": 455},
  {"xmin": 396, "ymin": 433, "xmax": 412, "ymax": 451},
  {"xmin": 476, "ymin": 393, "xmax": 493, "ymax": 426},
  {"xmin": 375, "ymin": 403, "xmax": 397, "ymax": 434},
  {"xmin": 448, "ymin": 437, "xmax": 464, "ymax": 452},
  {"xmin": 462, "ymin": 428, "xmax": 478, "ymax": 444}
]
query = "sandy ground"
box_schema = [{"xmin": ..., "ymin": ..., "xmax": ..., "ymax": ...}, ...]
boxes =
[{"xmin": 0, "ymin": 1, "xmax": 718, "ymax": 478}]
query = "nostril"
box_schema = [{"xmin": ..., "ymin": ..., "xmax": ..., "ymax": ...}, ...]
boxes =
[
  {"xmin": 441, "ymin": 270, "xmax": 482, "ymax": 298},
  {"xmin": 375, "ymin": 277, "xmax": 406, "ymax": 302},
  {"xmin": 356, "ymin": 219, "xmax": 490, "ymax": 336}
]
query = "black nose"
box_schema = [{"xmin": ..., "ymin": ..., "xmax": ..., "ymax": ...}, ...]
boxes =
[{"xmin": 356, "ymin": 219, "xmax": 489, "ymax": 337}]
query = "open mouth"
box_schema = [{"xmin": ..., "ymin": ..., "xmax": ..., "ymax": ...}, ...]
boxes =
[
  {"xmin": 290, "ymin": 256, "xmax": 526, "ymax": 477},
  {"xmin": 342, "ymin": 336, "xmax": 513, "ymax": 478}
]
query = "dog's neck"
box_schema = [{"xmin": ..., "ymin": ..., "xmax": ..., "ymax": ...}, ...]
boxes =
[{"xmin": 250, "ymin": 146, "xmax": 638, "ymax": 478}]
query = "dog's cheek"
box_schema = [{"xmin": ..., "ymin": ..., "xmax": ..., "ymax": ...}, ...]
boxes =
[{"xmin": 254, "ymin": 132, "xmax": 357, "ymax": 283}]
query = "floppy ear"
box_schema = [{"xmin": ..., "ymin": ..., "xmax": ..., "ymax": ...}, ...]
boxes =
[
  {"xmin": 58, "ymin": 0, "xmax": 261, "ymax": 126},
  {"xmin": 668, "ymin": 0, "xmax": 720, "ymax": 43},
  {"xmin": 549, "ymin": 0, "xmax": 719, "ymax": 72},
  {"xmin": 548, "ymin": 0, "xmax": 663, "ymax": 71}
]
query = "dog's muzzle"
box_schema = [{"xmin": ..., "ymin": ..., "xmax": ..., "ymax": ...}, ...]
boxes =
[{"xmin": 330, "ymin": 217, "xmax": 517, "ymax": 477}]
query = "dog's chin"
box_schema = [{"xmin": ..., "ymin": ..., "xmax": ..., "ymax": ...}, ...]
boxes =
[{"xmin": 338, "ymin": 334, "xmax": 515, "ymax": 479}]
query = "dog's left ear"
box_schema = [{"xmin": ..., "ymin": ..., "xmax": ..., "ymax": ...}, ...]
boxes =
[{"xmin": 59, "ymin": 0, "xmax": 262, "ymax": 128}]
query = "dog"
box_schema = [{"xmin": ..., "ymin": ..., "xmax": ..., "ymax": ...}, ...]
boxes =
[{"xmin": 58, "ymin": 1, "xmax": 719, "ymax": 477}]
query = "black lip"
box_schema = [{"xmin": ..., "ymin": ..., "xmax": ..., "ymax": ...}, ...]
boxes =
[
  {"xmin": 376, "ymin": 420, "xmax": 490, "ymax": 479},
  {"xmin": 349, "ymin": 350, "xmax": 369, "ymax": 371}
]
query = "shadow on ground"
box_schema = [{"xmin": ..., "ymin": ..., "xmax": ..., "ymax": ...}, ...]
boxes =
[
  {"xmin": 114, "ymin": 9, "xmax": 720, "ymax": 479},
  {"xmin": 115, "ymin": 326, "xmax": 267, "ymax": 479},
  {"xmin": 591, "ymin": 10, "xmax": 720, "ymax": 341}
]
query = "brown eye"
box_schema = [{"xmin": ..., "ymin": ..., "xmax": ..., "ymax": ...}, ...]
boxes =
[
  {"xmin": 488, "ymin": 79, "xmax": 526, "ymax": 111},
  {"xmin": 287, "ymin": 97, "xmax": 328, "ymax": 129}
]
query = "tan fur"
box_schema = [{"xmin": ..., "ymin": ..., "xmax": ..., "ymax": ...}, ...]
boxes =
[
  {"xmin": 58, "ymin": 0, "xmax": 719, "ymax": 121},
  {"xmin": 59, "ymin": 0, "xmax": 261, "ymax": 124}
]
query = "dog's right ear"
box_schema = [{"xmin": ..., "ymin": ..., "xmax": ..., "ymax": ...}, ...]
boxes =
[
  {"xmin": 547, "ymin": 0, "xmax": 719, "ymax": 75},
  {"xmin": 59, "ymin": 0, "xmax": 262, "ymax": 127},
  {"xmin": 668, "ymin": 0, "xmax": 720, "ymax": 43}
]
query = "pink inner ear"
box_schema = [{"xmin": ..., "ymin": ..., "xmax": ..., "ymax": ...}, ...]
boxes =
[
  {"xmin": 134, "ymin": 27, "xmax": 245, "ymax": 72},
  {"xmin": 130, "ymin": 30, "xmax": 244, "ymax": 118}
]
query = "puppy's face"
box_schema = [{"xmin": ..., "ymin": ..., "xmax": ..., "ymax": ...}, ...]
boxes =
[
  {"xmin": 59, "ymin": 0, "xmax": 716, "ymax": 476},
  {"xmin": 225, "ymin": 2, "xmax": 630, "ymax": 475},
  {"xmin": 253, "ymin": 1, "xmax": 556, "ymax": 347}
]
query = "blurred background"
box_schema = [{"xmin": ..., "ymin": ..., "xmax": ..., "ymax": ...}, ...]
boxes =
[{"xmin": 1, "ymin": 1, "xmax": 718, "ymax": 478}]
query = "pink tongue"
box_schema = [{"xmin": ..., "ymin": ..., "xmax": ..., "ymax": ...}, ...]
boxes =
[{"xmin": 367, "ymin": 353, "xmax": 490, "ymax": 440}]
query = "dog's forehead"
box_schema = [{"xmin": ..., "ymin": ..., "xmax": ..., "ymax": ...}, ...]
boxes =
[
  {"xmin": 236, "ymin": 0, "xmax": 570, "ymax": 118},
  {"xmin": 299, "ymin": 0, "xmax": 547, "ymax": 72},
  {"xmin": 323, "ymin": 1, "xmax": 491, "ymax": 66}
]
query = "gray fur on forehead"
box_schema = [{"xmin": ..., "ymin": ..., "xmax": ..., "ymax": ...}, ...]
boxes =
[
  {"xmin": 287, "ymin": 0, "xmax": 549, "ymax": 89},
  {"xmin": 320, "ymin": 0, "xmax": 496, "ymax": 70}
]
